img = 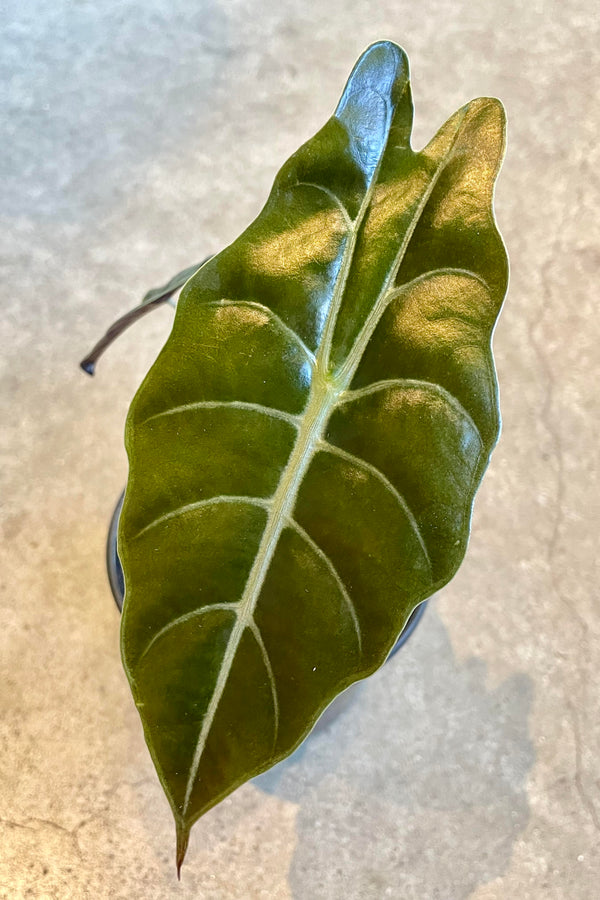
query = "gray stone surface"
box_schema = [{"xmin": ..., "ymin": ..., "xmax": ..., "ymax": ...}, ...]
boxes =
[{"xmin": 1, "ymin": 1, "xmax": 598, "ymax": 897}]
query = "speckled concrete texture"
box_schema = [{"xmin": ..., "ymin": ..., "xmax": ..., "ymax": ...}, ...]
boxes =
[{"xmin": 1, "ymin": 1, "xmax": 599, "ymax": 897}]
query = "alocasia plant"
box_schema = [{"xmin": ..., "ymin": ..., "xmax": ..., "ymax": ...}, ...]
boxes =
[{"xmin": 94, "ymin": 40, "xmax": 508, "ymax": 873}]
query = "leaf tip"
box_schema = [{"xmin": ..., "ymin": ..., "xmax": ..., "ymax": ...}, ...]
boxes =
[
  {"xmin": 349, "ymin": 39, "xmax": 409, "ymax": 93},
  {"xmin": 336, "ymin": 40, "xmax": 412, "ymax": 158},
  {"xmin": 175, "ymin": 821, "xmax": 190, "ymax": 880},
  {"xmin": 362, "ymin": 38, "xmax": 407, "ymax": 63}
]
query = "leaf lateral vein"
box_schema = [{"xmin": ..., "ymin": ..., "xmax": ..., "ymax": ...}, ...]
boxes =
[
  {"xmin": 131, "ymin": 495, "xmax": 270, "ymax": 542},
  {"xmin": 337, "ymin": 378, "xmax": 483, "ymax": 446},
  {"xmin": 317, "ymin": 440, "xmax": 432, "ymax": 572},
  {"xmin": 286, "ymin": 517, "xmax": 362, "ymax": 654},
  {"xmin": 139, "ymin": 401, "xmax": 301, "ymax": 429}
]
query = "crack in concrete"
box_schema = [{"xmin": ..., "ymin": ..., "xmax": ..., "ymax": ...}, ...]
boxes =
[
  {"xmin": 533, "ymin": 244, "xmax": 589, "ymax": 637},
  {"xmin": 528, "ymin": 183, "xmax": 600, "ymax": 836},
  {"xmin": 0, "ymin": 816, "xmax": 88, "ymax": 857},
  {"xmin": 568, "ymin": 699, "xmax": 600, "ymax": 834},
  {"xmin": 100, "ymin": 775, "xmax": 155, "ymax": 802},
  {"xmin": 0, "ymin": 779, "xmax": 155, "ymax": 862}
]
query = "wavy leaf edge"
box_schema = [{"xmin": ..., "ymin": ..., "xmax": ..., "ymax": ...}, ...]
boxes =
[{"xmin": 118, "ymin": 39, "xmax": 508, "ymax": 873}]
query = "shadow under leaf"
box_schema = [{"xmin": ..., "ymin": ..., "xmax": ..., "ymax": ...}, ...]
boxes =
[{"xmin": 255, "ymin": 610, "xmax": 534, "ymax": 900}]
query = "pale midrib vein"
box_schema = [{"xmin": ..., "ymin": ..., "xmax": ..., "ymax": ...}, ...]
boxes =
[
  {"xmin": 132, "ymin": 495, "xmax": 270, "ymax": 542},
  {"xmin": 179, "ymin": 104, "xmax": 467, "ymax": 818},
  {"xmin": 337, "ymin": 377, "xmax": 483, "ymax": 447},
  {"xmin": 316, "ymin": 104, "xmax": 393, "ymax": 373},
  {"xmin": 181, "ymin": 377, "xmax": 336, "ymax": 815},
  {"xmin": 140, "ymin": 400, "xmax": 300, "ymax": 429},
  {"xmin": 179, "ymin": 104, "xmax": 402, "ymax": 816},
  {"xmin": 336, "ymin": 108, "xmax": 469, "ymax": 387},
  {"xmin": 317, "ymin": 439, "xmax": 432, "ymax": 572}
]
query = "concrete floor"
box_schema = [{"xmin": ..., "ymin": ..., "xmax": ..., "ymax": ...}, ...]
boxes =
[{"xmin": 1, "ymin": 1, "xmax": 599, "ymax": 897}]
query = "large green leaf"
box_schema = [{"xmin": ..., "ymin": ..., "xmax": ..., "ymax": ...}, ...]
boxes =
[{"xmin": 119, "ymin": 40, "xmax": 508, "ymax": 872}]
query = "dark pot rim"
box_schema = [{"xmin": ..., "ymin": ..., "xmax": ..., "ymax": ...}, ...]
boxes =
[{"xmin": 107, "ymin": 491, "xmax": 427, "ymax": 656}]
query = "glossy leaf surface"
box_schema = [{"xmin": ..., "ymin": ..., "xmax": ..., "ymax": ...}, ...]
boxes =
[{"xmin": 119, "ymin": 40, "xmax": 508, "ymax": 871}]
